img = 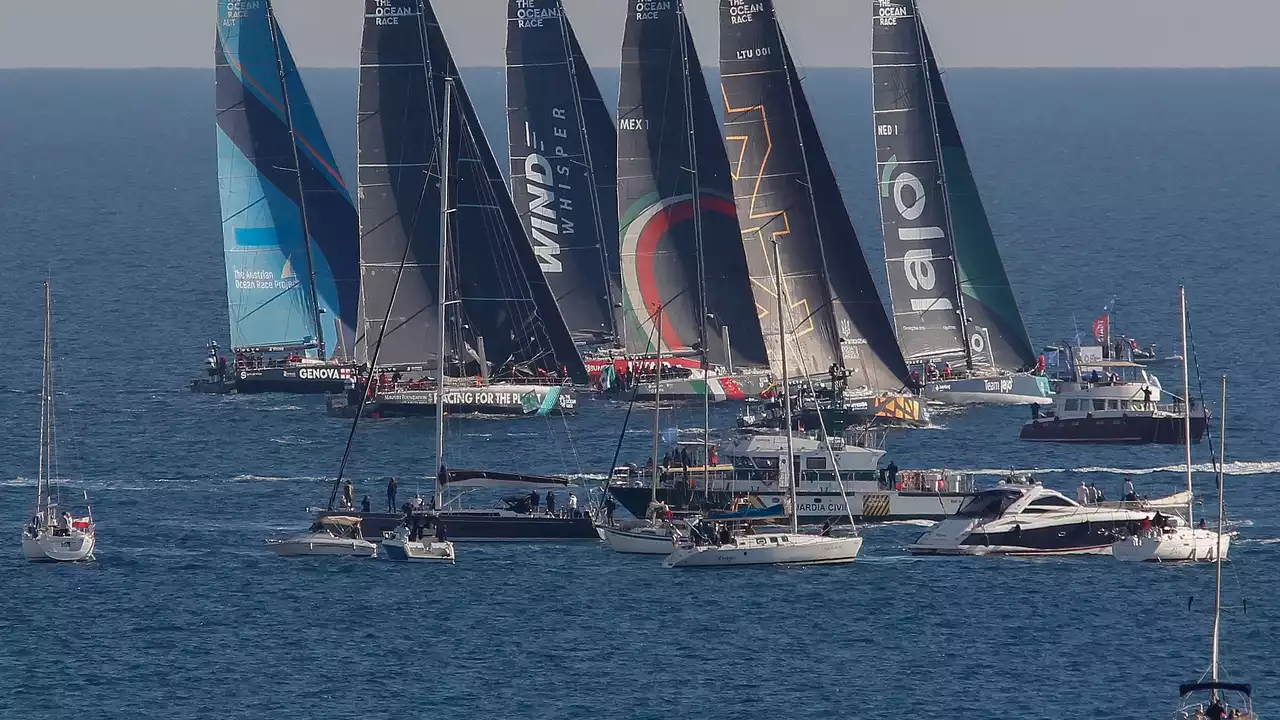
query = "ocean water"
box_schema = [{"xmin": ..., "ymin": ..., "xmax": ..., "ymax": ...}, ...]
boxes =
[{"xmin": 2, "ymin": 67, "xmax": 1280, "ymax": 719}]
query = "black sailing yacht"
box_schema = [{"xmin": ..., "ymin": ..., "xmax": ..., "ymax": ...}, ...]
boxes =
[
  {"xmin": 325, "ymin": 0, "xmax": 586, "ymax": 419},
  {"xmin": 603, "ymin": 0, "xmax": 776, "ymax": 403},
  {"xmin": 719, "ymin": 0, "xmax": 927, "ymax": 429},
  {"xmin": 872, "ymin": 0, "xmax": 1049, "ymax": 405},
  {"xmin": 196, "ymin": 0, "xmax": 362, "ymax": 395}
]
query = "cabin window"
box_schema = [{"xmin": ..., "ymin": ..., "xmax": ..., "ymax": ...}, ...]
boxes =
[
  {"xmin": 1028, "ymin": 496, "xmax": 1074, "ymax": 508},
  {"xmin": 1093, "ymin": 399, "xmax": 1107, "ymax": 411},
  {"xmin": 1106, "ymin": 400, "xmax": 1119, "ymax": 410},
  {"xmin": 1064, "ymin": 399, "xmax": 1079, "ymax": 411},
  {"xmin": 805, "ymin": 457, "xmax": 826, "ymax": 470}
]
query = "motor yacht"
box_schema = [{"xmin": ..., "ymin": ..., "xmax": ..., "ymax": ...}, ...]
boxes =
[
  {"xmin": 908, "ymin": 480, "xmax": 1152, "ymax": 556},
  {"xmin": 267, "ymin": 516, "xmax": 377, "ymax": 557},
  {"xmin": 381, "ymin": 527, "xmax": 455, "ymax": 563}
]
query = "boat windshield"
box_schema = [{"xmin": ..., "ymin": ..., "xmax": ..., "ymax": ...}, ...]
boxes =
[{"xmin": 956, "ymin": 490, "xmax": 1022, "ymax": 519}]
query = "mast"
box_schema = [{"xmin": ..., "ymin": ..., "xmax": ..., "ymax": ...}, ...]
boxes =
[
  {"xmin": 772, "ymin": 241, "xmax": 798, "ymax": 534},
  {"xmin": 266, "ymin": 3, "xmax": 325, "ymax": 356},
  {"xmin": 434, "ymin": 76, "xmax": 455, "ymax": 512},
  {"xmin": 1212, "ymin": 374, "xmax": 1226, "ymax": 681},
  {"xmin": 651, "ymin": 304, "xmax": 663, "ymax": 506},
  {"xmin": 1180, "ymin": 285, "xmax": 1193, "ymax": 527},
  {"xmin": 37, "ymin": 281, "xmax": 51, "ymax": 516}
]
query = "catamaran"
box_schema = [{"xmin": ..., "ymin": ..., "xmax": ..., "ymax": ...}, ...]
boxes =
[
  {"xmin": 720, "ymin": 0, "xmax": 926, "ymax": 429},
  {"xmin": 196, "ymin": 0, "xmax": 361, "ymax": 395},
  {"xmin": 871, "ymin": 0, "xmax": 1050, "ymax": 406},
  {"xmin": 22, "ymin": 282, "xmax": 97, "ymax": 564},
  {"xmin": 325, "ymin": 0, "xmax": 586, "ymax": 419}
]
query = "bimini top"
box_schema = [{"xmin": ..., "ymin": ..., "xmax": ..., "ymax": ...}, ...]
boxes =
[
  {"xmin": 321, "ymin": 516, "xmax": 363, "ymax": 526},
  {"xmin": 442, "ymin": 469, "xmax": 571, "ymax": 490},
  {"xmin": 1179, "ymin": 681, "xmax": 1252, "ymax": 697}
]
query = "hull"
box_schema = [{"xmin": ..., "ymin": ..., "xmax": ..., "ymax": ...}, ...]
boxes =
[
  {"xmin": 326, "ymin": 385, "xmax": 577, "ymax": 418},
  {"xmin": 22, "ymin": 531, "xmax": 96, "ymax": 562},
  {"xmin": 597, "ymin": 524, "xmax": 677, "ymax": 554},
  {"xmin": 663, "ymin": 534, "xmax": 863, "ymax": 568},
  {"xmin": 190, "ymin": 364, "xmax": 357, "ymax": 395},
  {"xmin": 910, "ymin": 519, "xmax": 1136, "ymax": 556},
  {"xmin": 266, "ymin": 537, "xmax": 377, "ymax": 557},
  {"xmin": 1112, "ymin": 528, "xmax": 1231, "ymax": 563},
  {"xmin": 608, "ymin": 486, "xmax": 967, "ymax": 524},
  {"xmin": 626, "ymin": 370, "xmax": 776, "ymax": 402},
  {"xmin": 739, "ymin": 394, "xmax": 929, "ymax": 431},
  {"xmin": 435, "ymin": 513, "xmax": 599, "ymax": 542},
  {"xmin": 382, "ymin": 537, "xmax": 456, "ymax": 563},
  {"xmin": 923, "ymin": 374, "xmax": 1051, "ymax": 406},
  {"xmin": 1020, "ymin": 414, "xmax": 1208, "ymax": 444}
]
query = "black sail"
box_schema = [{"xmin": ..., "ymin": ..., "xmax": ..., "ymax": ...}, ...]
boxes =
[
  {"xmin": 505, "ymin": 0, "xmax": 621, "ymax": 346},
  {"xmin": 719, "ymin": 0, "xmax": 911, "ymax": 391},
  {"xmin": 356, "ymin": 0, "xmax": 586, "ymax": 382},
  {"xmin": 921, "ymin": 24, "xmax": 1036, "ymax": 371},
  {"xmin": 616, "ymin": 0, "xmax": 769, "ymax": 368},
  {"xmin": 871, "ymin": 0, "xmax": 968, "ymax": 364}
]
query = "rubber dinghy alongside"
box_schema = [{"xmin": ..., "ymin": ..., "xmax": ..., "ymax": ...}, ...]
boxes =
[
  {"xmin": 22, "ymin": 282, "xmax": 97, "ymax": 564},
  {"xmin": 327, "ymin": 0, "xmax": 587, "ymax": 420},
  {"xmin": 872, "ymin": 0, "xmax": 1049, "ymax": 405},
  {"xmin": 196, "ymin": 0, "xmax": 361, "ymax": 395},
  {"xmin": 719, "ymin": 0, "xmax": 925, "ymax": 429}
]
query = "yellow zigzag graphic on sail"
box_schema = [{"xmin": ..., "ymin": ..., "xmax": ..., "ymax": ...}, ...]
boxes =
[{"xmin": 722, "ymin": 89, "xmax": 815, "ymax": 343}]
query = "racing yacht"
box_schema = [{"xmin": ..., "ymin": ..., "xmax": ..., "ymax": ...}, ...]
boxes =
[{"xmin": 908, "ymin": 479, "xmax": 1152, "ymax": 556}]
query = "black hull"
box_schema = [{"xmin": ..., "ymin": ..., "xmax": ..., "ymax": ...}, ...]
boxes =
[
  {"xmin": 1019, "ymin": 414, "xmax": 1207, "ymax": 445},
  {"xmin": 607, "ymin": 486, "xmax": 954, "ymax": 523},
  {"xmin": 961, "ymin": 519, "xmax": 1134, "ymax": 554},
  {"xmin": 435, "ymin": 514, "xmax": 598, "ymax": 542},
  {"xmin": 190, "ymin": 365, "xmax": 355, "ymax": 395}
]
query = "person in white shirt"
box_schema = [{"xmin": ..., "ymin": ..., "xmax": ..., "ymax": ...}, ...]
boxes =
[
  {"xmin": 568, "ymin": 493, "xmax": 578, "ymax": 516},
  {"xmin": 1077, "ymin": 480, "xmax": 1089, "ymax": 505}
]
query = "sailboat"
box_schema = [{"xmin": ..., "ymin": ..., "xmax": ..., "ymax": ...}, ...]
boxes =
[
  {"xmin": 196, "ymin": 0, "xmax": 361, "ymax": 395},
  {"xmin": 22, "ymin": 282, "xmax": 97, "ymax": 563},
  {"xmin": 602, "ymin": 0, "xmax": 776, "ymax": 403},
  {"xmin": 505, "ymin": 0, "xmax": 621, "ymax": 350},
  {"xmin": 871, "ymin": 0, "xmax": 1050, "ymax": 405},
  {"xmin": 720, "ymin": 0, "xmax": 927, "ymax": 429},
  {"xmin": 326, "ymin": 0, "xmax": 587, "ymax": 419},
  {"xmin": 1171, "ymin": 376, "xmax": 1255, "ymax": 719},
  {"xmin": 663, "ymin": 242, "xmax": 864, "ymax": 568},
  {"xmin": 1112, "ymin": 286, "xmax": 1230, "ymax": 561}
]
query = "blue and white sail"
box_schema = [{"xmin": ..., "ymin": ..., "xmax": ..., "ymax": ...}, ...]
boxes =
[{"xmin": 214, "ymin": 0, "xmax": 360, "ymax": 359}]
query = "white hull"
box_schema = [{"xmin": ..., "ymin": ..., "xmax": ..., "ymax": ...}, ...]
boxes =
[
  {"xmin": 927, "ymin": 390, "xmax": 1049, "ymax": 406},
  {"xmin": 663, "ymin": 533, "xmax": 863, "ymax": 568},
  {"xmin": 22, "ymin": 530, "xmax": 96, "ymax": 562},
  {"xmin": 267, "ymin": 536, "xmax": 377, "ymax": 557},
  {"xmin": 597, "ymin": 524, "xmax": 676, "ymax": 555},
  {"xmin": 382, "ymin": 535, "xmax": 456, "ymax": 563},
  {"xmin": 1112, "ymin": 528, "xmax": 1230, "ymax": 563}
]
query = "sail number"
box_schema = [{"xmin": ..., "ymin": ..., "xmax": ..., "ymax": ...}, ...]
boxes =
[
  {"xmin": 876, "ymin": 124, "xmax": 899, "ymax": 136},
  {"xmin": 735, "ymin": 47, "xmax": 772, "ymax": 60}
]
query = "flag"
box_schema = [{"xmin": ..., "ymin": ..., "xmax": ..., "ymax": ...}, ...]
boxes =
[{"xmin": 1092, "ymin": 314, "xmax": 1109, "ymax": 342}]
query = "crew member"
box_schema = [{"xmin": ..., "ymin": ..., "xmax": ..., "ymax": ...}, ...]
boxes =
[
  {"xmin": 546, "ymin": 491, "xmax": 557, "ymax": 516},
  {"xmin": 1123, "ymin": 477, "xmax": 1137, "ymax": 502},
  {"xmin": 361, "ymin": 495, "xmax": 371, "ymax": 513},
  {"xmin": 387, "ymin": 477, "xmax": 398, "ymax": 512},
  {"xmin": 342, "ymin": 479, "xmax": 355, "ymax": 509},
  {"xmin": 568, "ymin": 493, "xmax": 578, "ymax": 517},
  {"xmin": 942, "ymin": 362, "xmax": 952, "ymax": 379},
  {"xmin": 1077, "ymin": 480, "xmax": 1090, "ymax": 505},
  {"xmin": 604, "ymin": 496, "xmax": 616, "ymax": 524}
]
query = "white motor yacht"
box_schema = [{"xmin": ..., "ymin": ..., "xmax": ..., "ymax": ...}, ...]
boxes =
[
  {"xmin": 382, "ymin": 527, "xmax": 455, "ymax": 563},
  {"xmin": 267, "ymin": 516, "xmax": 377, "ymax": 557},
  {"xmin": 909, "ymin": 480, "xmax": 1152, "ymax": 556}
]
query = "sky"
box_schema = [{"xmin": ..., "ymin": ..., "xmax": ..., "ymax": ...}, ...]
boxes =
[{"xmin": 2, "ymin": 0, "xmax": 1279, "ymax": 69}]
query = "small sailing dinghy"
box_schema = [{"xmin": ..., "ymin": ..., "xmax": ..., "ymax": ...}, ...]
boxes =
[
  {"xmin": 1171, "ymin": 378, "xmax": 1255, "ymax": 719},
  {"xmin": 1114, "ymin": 288, "xmax": 1230, "ymax": 562},
  {"xmin": 22, "ymin": 282, "xmax": 96, "ymax": 564},
  {"xmin": 266, "ymin": 516, "xmax": 376, "ymax": 557}
]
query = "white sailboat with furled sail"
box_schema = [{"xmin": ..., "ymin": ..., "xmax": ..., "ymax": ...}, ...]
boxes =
[
  {"xmin": 1113, "ymin": 286, "xmax": 1229, "ymax": 562},
  {"xmin": 22, "ymin": 282, "xmax": 96, "ymax": 563},
  {"xmin": 1171, "ymin": 376, "xmax": 1255, "ymax": 719}
]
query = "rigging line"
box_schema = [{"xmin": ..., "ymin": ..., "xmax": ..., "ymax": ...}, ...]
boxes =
[{"xmin": 601, "ymin": 319, "xmax": 661, "ymax": 497}]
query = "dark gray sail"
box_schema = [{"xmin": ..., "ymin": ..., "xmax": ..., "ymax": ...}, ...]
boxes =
[
  {"xmin": 356, "ymin": 0, "xmax": 586, "ymax": 382},
  {"xmin": 921, "ymin": 25, "xmax": 1036, "ymax": 371},
  {"xmin": 720, "ymin": 0, "xmax": 912, "ymax": 391},
  {"xmin": 617, "ymin": 0, "xmax": 768, "ymax": 369},
  {"xmin": 505, "ymin": 0, "xmax": 621, "ymax": 346},
  {"xmin": 871, "ymin": 0, "xmax": 968, "ymax": 364}
]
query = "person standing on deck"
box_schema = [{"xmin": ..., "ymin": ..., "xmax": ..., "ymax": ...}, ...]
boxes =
[
  {"xmin": 604, "ymin": 496, "xmax": 616, "ymax": 524},
  {"xmin": 530, "ymin": 489, "xmax": 540, "ymax": 514},
  {"xmin": 1077, "ymin": 480, "xmax": 1089, "ymax": 505},
  {"xmin": 568, "ymin": 492, "xmax": 578, "ymax": 516},
  {"xmin": 1123, "ymin": 477, "xmax": 1137, "ymax": 502},
  {"xmin": 546, "ymin": 491, "xmax": 557, "ymax": 517},
  {"xmin": 387, "ymin": 477, "xmax": 398, "ymax": 512},
  {"xmin": 342, "ymin": 479, "xmax": 355, "ymax": 509}
]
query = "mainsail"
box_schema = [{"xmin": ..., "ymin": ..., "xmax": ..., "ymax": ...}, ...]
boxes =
[
  {"xmin": 505, "ymin": 0, "xmax": 621, "ymax": 346},
  {"xmin": 214, "ymin": 0, "xmax": 359, "ymax": 358},
  {"xmin": 617, "ymin": 0, "xmax": 768, "ymax": 368},
  {"xmin": 719, "ymin": 0, "xmax": 912, "ymax": 391},
  {"xmin": 356, "ymin": 0, "xmax": 586, "ymax": 382},
  {"xmin": 872, "ymin": 0, "xmax": 1034, "ymax": 371}
]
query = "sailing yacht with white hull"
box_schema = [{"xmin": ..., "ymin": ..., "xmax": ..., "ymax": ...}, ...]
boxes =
[
  {"xmin": 720, "ymin": 0, "xmax": 925, "ymax": 429},
  {"xmin": 196, "ymin": 0, "xmax": 361, "ymax": 395},
  {"xmin": 22, "ymin": 282, "xmax": 97, "ymax": 564},
  {"xmin": 872, "ymin": 0, "xmax": 1050, "ymax": 406},
  {"xmin": 325, "ymin": 0, "xmax": 587, "ymax": 420}
]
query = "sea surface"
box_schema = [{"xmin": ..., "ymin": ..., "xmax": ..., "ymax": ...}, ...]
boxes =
[{"xmin": 2, "ymin": 67, "xmax": 1279, "ymax": 719}]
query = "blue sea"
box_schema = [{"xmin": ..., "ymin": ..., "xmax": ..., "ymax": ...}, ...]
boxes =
[{"xmin": 2, "ymin": 67, "xmax": 1279, "ymax": 719}]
